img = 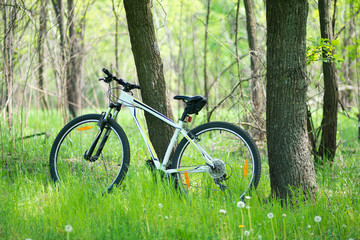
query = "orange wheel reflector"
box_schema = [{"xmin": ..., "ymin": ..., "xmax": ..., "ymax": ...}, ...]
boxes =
[
  {"xmin": 244, "ymin": 159, "xmax": 249, "ymax": 178},
  {"xmin": 77, "ymin": 126, "xmax": 94, "ymax": 131},
  {"xmin": 184, "ymin": 171, "xmax": 190, "ymax": 188}
]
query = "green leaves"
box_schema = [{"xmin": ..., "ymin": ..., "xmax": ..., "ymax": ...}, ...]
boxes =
[{"xmin": 306, "ymin": 38, "xmax": 344, "ymax": 66}]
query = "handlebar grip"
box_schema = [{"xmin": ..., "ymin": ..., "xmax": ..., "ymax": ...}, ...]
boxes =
[{"xmin": 102, "ymin": 68, "xmax": 112, "ymax": 77}]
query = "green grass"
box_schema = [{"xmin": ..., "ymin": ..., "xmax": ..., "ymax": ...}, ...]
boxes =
[{"xmin": 1, "ymin": 109, "xmax": 359, "ymax": 239}]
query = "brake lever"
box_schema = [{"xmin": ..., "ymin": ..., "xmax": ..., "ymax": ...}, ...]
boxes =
[{"xmin": 99, "ymin": 77, "xmax": 112, "ymax": 83}]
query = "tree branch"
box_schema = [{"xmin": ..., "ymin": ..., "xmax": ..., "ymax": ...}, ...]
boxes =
[{"xmin": 334, "ymin": 6, "xmax": 360, "ymax": 40}]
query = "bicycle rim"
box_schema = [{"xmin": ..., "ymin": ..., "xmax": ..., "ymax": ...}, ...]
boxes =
[
  {"xmin": 53, "ymin": 118, "xmax": 126, "ymax": 191},
  {"xmin": 174, "ymin": 125, "xmax": 259, "ymax": 199}
]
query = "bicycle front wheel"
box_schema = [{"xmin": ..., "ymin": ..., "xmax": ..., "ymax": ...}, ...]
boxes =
[
  {"xmin": 171, "ymin": 121, "xmax": 261, "ymax": 199},
  {"xmin": 49, "ymin": 114, "xmax": 130, "ymax": 192}
]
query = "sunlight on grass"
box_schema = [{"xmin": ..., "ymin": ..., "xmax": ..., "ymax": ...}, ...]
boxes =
[{"xmin": 0, "ymin": 109, "xmax": 359, "ymax": 239}]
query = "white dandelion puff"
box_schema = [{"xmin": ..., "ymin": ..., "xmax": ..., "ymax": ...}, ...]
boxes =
[
  {"xmin": 219, "ymin": 209, "xmax": 227, "ymax": 215},
  {"xmin": 267, "ymin": 213, "xmax": 274, "ymax": 219},
  {"xmin": 314, "ymin": 216, "xmax": 322, "ymax": 223},
  {"xmin": 65, "ymin": 225, "xmax": 73, "ymax": 233},
  {"xmin": 244, "ymin": 230, "xmax": 250, "ymax": 236},
  {"xmin": 237, "ymin": 201, "xmax": 245, "ymax": 208},
  {"xmin": 245, "ymin": 196, "xmax": 251, "ymax": 200},
  {"xmin": 158, "ymin": 203, "xmax": 163, "ymax": 209}
]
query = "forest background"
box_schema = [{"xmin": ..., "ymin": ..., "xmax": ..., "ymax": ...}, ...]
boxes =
[
  {"xmin": 1, "ymin": 0, "xmax": 360, "ymax": 239},
  {"xmin": 1, "ymin": 0, "xmax": 359, "ymax": 137}
]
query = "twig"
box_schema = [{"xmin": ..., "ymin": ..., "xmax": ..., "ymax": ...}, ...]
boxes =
[{"xmin": 334, "ymin": 7, "xmax": 360, "ymax": 40}]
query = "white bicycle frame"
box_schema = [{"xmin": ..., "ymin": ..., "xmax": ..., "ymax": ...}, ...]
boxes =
[{"xmin": 104, "ymin": 90, "xmax": 214, "ymax": 174}]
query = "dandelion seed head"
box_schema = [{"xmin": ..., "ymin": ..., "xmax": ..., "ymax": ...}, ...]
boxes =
[
  {"xmin": 282, "ymin": 214, "xmax": 287, "ymax": 218},
  {"xmin": 342, "ymin": 224, "xmax": 346, "ymax": 228},
  {"xmin": 314, "ymin": 216, "xmax": 322, "ymax": 223},
  {"xmin": 158, "ymin": 203, "xmax": 163, "ymax": 209},
  {"xmin": 246, "ymin": 206, "xmax": 251, "ymax": 209},
  {"xmin": 219, "ymin": 209, "xmax": 227, "ymax": 215},
  {"xmin": 164, "ymin": 216, "xmax": 169, "ymax": 220},
  {"xmin": 65, "ymin": 225, "xmax": 73, "ymax": 233},
  {"xmin": 237, "ymin": 201, "xmax": 245, "ymax": 208},
  {"xmin": 244, "ymin": 230, "xmax": 250, "ymax": 236},
  {"xmin": 257, "ymin": 235, "xmax": 262, "ymax": 240},
  {"xmin": 267, "ymin": 213, "xmax": 274, "ymax": 219},
  {"xmin": 245, "ymin": 196, "xmax": 251, "ymax": 200},
  {"xmin": 307, "ymin": 225, "xmax": 311, "ymax": 229}
]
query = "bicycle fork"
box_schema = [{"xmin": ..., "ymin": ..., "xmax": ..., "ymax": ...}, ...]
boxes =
[{"xmin": 84, "ymin": 106, "xmax": 120, "ymax": 162}]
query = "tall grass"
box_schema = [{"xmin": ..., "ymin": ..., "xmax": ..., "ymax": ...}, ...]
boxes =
[{"xmin": 1, "ymin": 109, "xmax": 359, "ymax": 239}]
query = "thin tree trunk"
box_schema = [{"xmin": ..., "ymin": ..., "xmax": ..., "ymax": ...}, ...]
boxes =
[
  {"xmin": 318, "ymin": 0, "xmax": 338, "ymax": 162},
  {"xmin": 51, "ymin": 0, "xmax": 67, "ymax": 116},
  {"xmin": 266, "ymin": 0, "xmax": 317, "ymax": 201},
  {"xmin": 191, "ymin": 16, "xmax": 200, "ymax": 93},
  {"xmin": 341, "ymin": 0, "xmax": 355, "ymax": 108},
  {"xmin": 66, "ymin": 0, "xmax": 78, "ymax": 117},
  {"xmin": 112, "ymin": 0, "xmax": 120, "ymax": 75},
  {"xmin": 2, "ymin": 0, "xmax": 16, "ymax": 127},
  {"xmin": 123, "ymin": 0, "xmax": 175, "ymax": 163},
  {"xmin": 204, "ymin": 0, "xmax": 211, "ymax": 121},
  {"xmin": 38, "ymin": 0, "xmax": 49, "ymax": 110},
  {"xmin": 244, "ymin": 0, "xmax": 264, "ymax": 139}
]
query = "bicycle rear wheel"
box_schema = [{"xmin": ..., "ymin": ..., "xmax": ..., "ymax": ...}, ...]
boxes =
[
  {"xmin": 171, "ymin": 121, "xmax": 261, "ymax": 199},
  {"xmin": 49, "ymin": 114, "xmax": 130, "ymax": 192}
]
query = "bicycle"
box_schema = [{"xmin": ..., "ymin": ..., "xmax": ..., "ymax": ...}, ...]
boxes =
[{"xmin": 49, "ymin": 68, "xmax": 261, "ymax": 199}]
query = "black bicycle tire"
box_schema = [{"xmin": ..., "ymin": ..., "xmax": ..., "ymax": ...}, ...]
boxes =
[
  {"xmin": 49, "ymin": 114, "xmax": 130, "ymax": 192},
  {"xmin": 171, "ymin": 121, "xmax": 261, "ymax": 199}
]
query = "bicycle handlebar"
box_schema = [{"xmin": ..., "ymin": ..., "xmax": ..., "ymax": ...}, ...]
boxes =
[{"xmin": 100, "ymin": 68, "xmax": 141, "ymax": 92}]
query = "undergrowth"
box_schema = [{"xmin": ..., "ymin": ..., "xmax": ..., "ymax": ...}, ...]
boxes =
[{"xmin": 0, "ymin": 109, "xmax": 359, "ymax": 239}]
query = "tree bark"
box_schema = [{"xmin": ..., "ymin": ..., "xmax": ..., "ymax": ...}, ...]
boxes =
[
  {"xmin": 244, "ymin": 0, "xmax": 264, "ymax": 139},
  {"xmin": 318, "ymin": 0, "xmax": 338, "ymax": 162},
  {"xmin": 204, "ymin": 0, "xmax": 211, "ymax": 121},
  {"xmin": 51, "ymin": 0, "xmax": 67, "ymax": 114},
  {"xmin": 2, "ymin": 0, "xmax": 16, "ymax": 127},
  {"xmin": 112, "ymin": 0, "xmax": 120, "ymax": 75},
  {"xmin": 38, "ymin": 0, "xmax": 49, "ymax": 110},
  {"xmin": 123, "ymin": 0, "xmax": 175, "ymax": 163},
  {"xmin": 266, "ymin": 0, "xmax": 317, "ymax": 201},
  {"xmin": 66, "ymin": 0, "xmax": 80, "ymax": 117}
]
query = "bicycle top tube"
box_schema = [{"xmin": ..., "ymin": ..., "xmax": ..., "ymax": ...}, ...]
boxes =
[{"xmin": 118, "ymin": 90, "xmax": 180, "ymax": 129}]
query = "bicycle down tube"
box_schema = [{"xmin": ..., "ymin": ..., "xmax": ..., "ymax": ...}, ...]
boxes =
[{"xmin": 117, "ymin": 90, "xmax": 214, "ymax": 172}]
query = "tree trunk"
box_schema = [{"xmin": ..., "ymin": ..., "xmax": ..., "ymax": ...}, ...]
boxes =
[
  {"xmin": 123, "ymin": 0, "xmax": 175, "ymax": 163},
  {"xmin": 244, "ymin": 0, "xmax": 264, "ymax": 139},
  {"xmin": 318, "ymin": 0, "xmax": 338, "ymax": 162},
  {"xmin": 266, "ymin": 0, "xmax": 317, "ymax": 201},
  {"xmin": 2, "ymin": 0, "xmax": 16, "ymax": 127},
  {"xmin": 343, "ymin": 0, "xmax": 355, "ymax": 108},
  {"xmin": 38, "ymin": 0, "xmax": 49, "ymax": 110},
  {"xmin": 112, "ymin": 0, "xmax": 120, "ymax": 75},
  {"xmin": 204, "ymin": 0, "xmax": 211, "ymax": 121},
  {"xmin": 51, "ymin": 0, "xmax": 67, "ymax": 114}
]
